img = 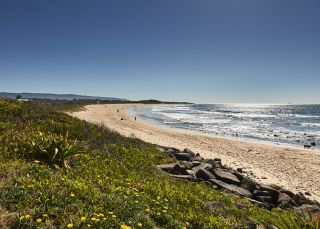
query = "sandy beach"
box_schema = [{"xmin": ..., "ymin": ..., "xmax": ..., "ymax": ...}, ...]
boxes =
[{"xmin": 72, "ymin": 104, "xmax": 320, "ymax": 201}]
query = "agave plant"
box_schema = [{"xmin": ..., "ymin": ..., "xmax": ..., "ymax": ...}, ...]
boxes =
[{"xmin": 21, "ymin": 131, "xmax": 82, "ymax": 168}]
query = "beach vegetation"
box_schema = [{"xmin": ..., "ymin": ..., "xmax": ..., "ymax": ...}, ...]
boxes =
[{"xmin": 0, "ymin": 98, "xmax": 314, "ymax": 228}]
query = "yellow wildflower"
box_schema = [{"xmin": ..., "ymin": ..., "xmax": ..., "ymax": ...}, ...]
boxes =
[
  {"xmin": 19, "ymin": 216, "xmax": 25, "ymax": 220},
  {"xmin": 112, "ymin": 214, "xmax": 116, "ymax": 218},
  {"xmin": 25, "ymin": 215, "xmax": 31, "ymax": 219},
  {"xmin": 67, "ymin": 223, "xmax": 73, "ymax": 228},
  {"xmin": 90, "ymin": 217, "xmax": 97, "ymax": 221},
  {"xmin": 81, "ymin": 216, "xmax": 86, "ymax": 221},
  {"xmin": 43, "ymin": 214, "xmax": 48, "ymax": 217},
  {"xmin": 34, "ymin": 160, "xmax": 40, "ymax": 164},
  {"xmin": 87, "ymin": 224, "xmax": 91, "ymax": 228},
  {"xmin": 156, "ymin": 212, "xmax": 161, "ymax": 216},
  {"xmin": 162, "ymin": 210, "xmax": 167, "ymax": 213},
  {"xmin": 70, "ymin": 193, "xmax": 75, "ymax": 197},
  {"xmin": 138, "ymin": 223, "xmax": 143, "ymax": 227},
  {"xmin": 36, "ymin": 218, "xmax": 42, "ymax": 223},
  {"xmin": 120, "ymin": 225, "xmax": 132, "ymax": 229},
  {"xmin": 107, "ymin": 211, "xmax": 114, "ymax": 215}
]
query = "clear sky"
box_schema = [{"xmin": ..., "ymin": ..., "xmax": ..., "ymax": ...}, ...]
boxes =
[{"xmin": 1, "ymin": 0, "xmax": 319, "ymax": 104}]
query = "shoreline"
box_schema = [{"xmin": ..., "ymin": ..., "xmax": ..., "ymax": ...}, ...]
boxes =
[
  {"xmin": 127, "ymin": 106, "xmax": 320, "ymax": 152},
  {"xmin": 71, "ymin": 104, "xmax": 320, "ymax": 201}
]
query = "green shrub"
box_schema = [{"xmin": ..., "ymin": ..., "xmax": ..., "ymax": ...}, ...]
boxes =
[
  {"xmin": 19, "ymin": 131, "xmax": 82, "ymax": 168},
  {"xmin": 259, "ymin": 208, "xmax": 320, "ymax": 229}
]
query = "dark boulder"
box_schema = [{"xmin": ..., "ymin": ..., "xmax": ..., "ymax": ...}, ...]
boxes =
[
  {"xmin": 157, "ymin": 163, "xmax": 177, "ymax": 173},
  {"xmin": 209, "ymin": 179, "xmax": 253, "ymax": 198},
  {"xmin": 213, "ymin": 169, "xmax": 241, "ymax": 186},
  {"xmin": 246, "ymin": 221, "xmax": 257, "ymax": 229},
  {"xmin": 311, "ymin": 142, "xmax": 316, "ymax": 146},
  {"xmin": 304, "ymin": 144, "xmax": 311, "ymax": 148},
  {"xmin": 256, "ymin": 184, "xmax": 280, "ymax": 201},
  {"xmin": 292, "ymin": 193, "xmax": 317, "ymax": 206},
  {"xmin": 277, "ymin": 193, "xmax": 295, "ymax": 208},
  {"xmin": 167, "ymin": 147, "xmax": 182, "ymax": 155},
  {"xmin": 191, "ymin": 161, "xmax": 202, "ymax": 167},
  {"xmin": 183, "ymin": 148, "xmax": 196, "ymax": 156},
  {"xmin": 156, "ymin": 145, "xmax": 168, "ymax": 153},
  {"xmin": 196, "ymin": 168, "xmax": 216, "ymax": 181},
  {"xmin": 245, "ymin": 198, "xmax": 273, "ymax": 210},
  {"xmin": 190, "ymin": 155, "xmax": 204, "ymax": 162},
  {"xmin": 174, "ymin": 153, "xmax": 194, "ymax": 161},
  {"xmin": 192, "ymin": 163, "xmax": 213, "ymax": 173},
  {"xmin": 279, "ymin": 189, "xmax": 295, "ymax": 198},
  {"xmin": 168, "ymin": 174, "xmax": 198, "ymax": 182},
  {"xmin": 180, "ymin": 161, "xmax": 194, "ymax": 170},
  {"xmin": 241, "ymin": 177, "xmax": 257, "ymax": 192},
  {"xmin": 255, "ymin": 195, "xmax": 274, "ymax": 205},
  {"xmin": 172, "ymin": 164, "xmax": 189, "ymax": 175}
]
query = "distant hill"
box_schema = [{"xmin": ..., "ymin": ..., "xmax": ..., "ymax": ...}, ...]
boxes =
[{"xmin": 0, "ymin": 92, "xmax": 127, "ymax": 101}]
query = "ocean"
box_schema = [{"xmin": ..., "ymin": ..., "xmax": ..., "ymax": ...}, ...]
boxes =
[{"xmin": 129, "ymin": 104, "xmax": 320, "ymax": 150}]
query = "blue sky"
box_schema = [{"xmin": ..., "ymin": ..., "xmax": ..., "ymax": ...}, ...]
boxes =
[{"xmin": 1, "ymin": 0, "xmax": 319, "ymax": 103}]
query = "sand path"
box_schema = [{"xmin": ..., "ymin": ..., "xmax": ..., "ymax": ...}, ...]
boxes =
[{"xmin": 71, "ymin": 104, "xmax": 320, "ymax": 201}]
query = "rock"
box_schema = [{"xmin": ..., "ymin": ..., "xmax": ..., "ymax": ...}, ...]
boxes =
[
  {"xmin": 255, "ymin": 195, "xmax": 274, "ymax": 204},
  {"xmin": 213, "ymin": 169, "xmax": 241, "ymax": 186},
  {"xmin": 292, "ymin": 193, "xmax": 316, "ymax": 206},
  {"xmin": 191, "ymin": 161, "xmax": 202, "ymax": 167},
  {"xmin": 172, "ymin": 164, "xmax": 189, "ymax": 175},
  {"xmin": 269, "ymin": 184, "xmax": 282, "ymax": 191},
  {"xmin": 245, "ymin": 198, "xmax": 273, "ymax": 209},
  {"xmin": 254, "ymin": 190, "xmax": 270, "ymax": 196},
  {"xmin": 180, "ymin": 161, "xmax": 194, "ymax": 169},
  {"xmin": 174, "ymin": 153, "xmax": 194, "ymax": 161},
  {"xmin": 183, "ymin": 148, "xmax": 196, "ymax": 156},
  {"xmin": 311, "ymin": 142, "xmax": 316, "ymax": 146},
  {"xmin": 231, "ymin": 171, "xmax": 244, "ymax": 182},
  {"xmin": 241, "ymin": 177, "xmax": 257, "ymax": 192},
  {"xmin": 168, "ymin": 174, "xmax": 197, "ymax": 182},
  {"xmin": 156, "ymin": 145, "xmax": 168, "ymax": 153},
  {"xmin": 294, "ymin": 204, "xmax": 320, "ymax": 219},
  {"xmin": 190, "ymin": 155, "xmax": 204, "ymax": 162},
  {"xmin": 305, "ymin": 192, "xmax": 311, "ymax": 196},
  {"xmin": 246, "ymin": 220, "xmax": 257, "ymax": 229},
  {"xmin": 186, "ymin": 169, "xmax": 197, "ymax": 178},
  {"xmin": 256, "ymin": 184, "xmax": 280, "ymax": 201},
  {"xmin": 157, "ymin": 163, "xmax": 177, "ymax": 173},
  {"xmin": 196, "ymin": 168, "xmax": 216, "ymax": 181},
  {"xmin": 192, "ymin": 163, "xmax": 212, "ymax": 173},
  {"xmin": 237, "ymin": 168, "xmax": 243, "ymax": 173},
  {"xmin": 277, "ymin": 193, "xmax": 295, "ymax": 208},
  {"xmin": 166, "ymin": 147, "xmax": 182, "ymax": 155},
  {"xmin": 209, "ymin": 179, "xmax": 253, "ymax": 198},
  {"xmin": 304, "ymin": 144, "xmax": 311, "ymax": 148},
  {"xmin": 279, "ymin": 189, "xmax": 295, "ymax": 198}
]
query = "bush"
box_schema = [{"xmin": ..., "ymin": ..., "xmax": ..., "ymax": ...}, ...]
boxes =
[{"xmin": 19, "ymin": 131, "xmax": 82, "ymax": 168}]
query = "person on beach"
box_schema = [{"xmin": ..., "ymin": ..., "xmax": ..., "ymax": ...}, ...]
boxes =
[{"xmin": 135, "ymin": 116, "xmax": 137, "ymax": 121}]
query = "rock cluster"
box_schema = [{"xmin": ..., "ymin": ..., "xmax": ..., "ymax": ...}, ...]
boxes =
[{"xmin": 156, "ymin": 146, "xmax": 320, "ymax": 216}]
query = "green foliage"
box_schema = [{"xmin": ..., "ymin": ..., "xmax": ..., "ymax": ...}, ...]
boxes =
[
  {"xmin": 259, "ymin": 209, "xmax": 320, "ymax": 229},
  {"xmin": 19, "ymin": 131, "xmax": 81, "ymax": 168}
]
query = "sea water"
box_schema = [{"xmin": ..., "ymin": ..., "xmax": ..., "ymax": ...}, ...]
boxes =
[{"xmin": 129, "ymin": 104, "xmax": 320, "ymax": 149}]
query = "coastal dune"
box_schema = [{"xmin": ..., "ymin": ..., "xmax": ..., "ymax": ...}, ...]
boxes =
[{"xmin": 72, "ymin": 104, "xmax": 320, "ymax": 201}]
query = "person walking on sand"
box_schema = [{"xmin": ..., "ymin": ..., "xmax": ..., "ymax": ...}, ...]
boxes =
[{"xmin": 135, "ymin": 116, "xmax": 137, "ymax": 121}]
